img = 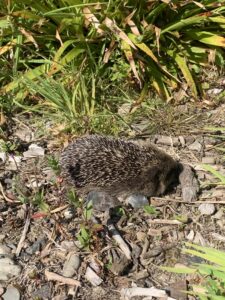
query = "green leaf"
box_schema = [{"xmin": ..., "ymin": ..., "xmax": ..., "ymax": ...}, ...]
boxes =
[
  {"xmin": 186, "ymin": 31, "xmax": 225, "ymax": 47},
  {"xmin": 144, "ymin": 205, "xmax": 157, "ymax": 215},
  {"xmin": 173, "ymin": 53, "xmax": 198, "ymax": 97},
  {"xmin": 162, "ymin": 15, "xmax": 208, "ymax": 33},
  {"xmin": 202, "ymin": 165, "xmax": 225, "ymax": 185}
]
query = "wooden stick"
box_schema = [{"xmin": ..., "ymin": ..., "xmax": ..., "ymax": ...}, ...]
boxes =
[{"xmin": 45, "ymin": 270, "xmax": 81, "ymax": 286}]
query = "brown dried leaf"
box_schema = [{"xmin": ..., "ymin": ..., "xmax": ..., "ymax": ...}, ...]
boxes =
[
  {"xmin": 56, "ymin": 29, "xmax": 63, "ymax": 47},
  {"xmin": 83, "ymin": 7, "xmax": 104, "ymax": 35},
  {"xmin": 104, "ymin": 17, "xmax": 136, "ymax": 49},
  {"xmin": 103, "ymin": 39, "xmax": 116, "ymax": 63},
  {"xmin": 19, "ymin": 27, "xmax": 38, "ymax": 49}
]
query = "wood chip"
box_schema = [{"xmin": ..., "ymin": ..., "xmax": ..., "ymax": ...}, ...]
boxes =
[{"xmin": 45, "ymin": 270, "xmax": 80, "ymax": 286}]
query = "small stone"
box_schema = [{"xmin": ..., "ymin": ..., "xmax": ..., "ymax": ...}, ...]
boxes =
[
  {"xmin": 156, "ymin": 136, "xmax": 179, "ymax": 146},
  {"xmin": 0, "ymin": 244, "xmax": 11, "ymax": 255},
  {"xmin": 198, "ymin": 203, "xmax": 216, "ymax": 216},
  {"xmin": 32, "ymin": 284, "xmax": 52, "ymax": 299},
  {"xmin": 0, "ymin": 257, "xmax": 22, "ymax": 281},
  {"xmin": 64, "ymin": 208, "xmax": 75, "ymax": 220},
  {"xmin": 188, "ymin": 140, "xmax": 202, "ymax": 152},
  {"xmin": 186, "ymin": 230, "xmax": 195, "ymax": 241},
  {"xmin": 23, "ymin": 144, "xmax": 45, "ymax": 158},
  {"xmin": 125, "ymin": 194, "xmax": 149, "ymax": 208},
  {"xmin": 62, "ymin": 253, "xmax": 81, "ymax": 277},
  {"xmin": 86, "ymin": 191, "xmax": 120, "ymax": 211},
  {"xmin": 60, "ymin": 241, "xmax": 77, "ymax": 251},
  {"xmin": 2, "ymin": 286, "xmax": 20, "ymax": 300},
  {"xmin": 201, "ymin": 157, "xmax": 216, "ymax": 164},
  {"xmin": 26, "ymin": 237, "xmax": 47, "ymax": 255}
]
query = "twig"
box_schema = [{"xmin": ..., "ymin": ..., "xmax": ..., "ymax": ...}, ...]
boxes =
[
  {"xmin": 50, "ymin": 204, "xmax": 69, "ymax": 214},
  {"xmin": 45, "ymin": 270, "xmax": 81, "ymax": 286},
  {"xmin": 148, "ymin": 219, "xmax": 182, "ymax": 225},
  {"xmin": 121, "ymin": 287, "xmax": 176, "ymax": 300},
  {"xmin": 107, "ymin": 221, "xmax": 131, "ymax": 260},
  {"xmin": 16, "ymin": 208, "xmax": 31, "ymax": 256},
  {"xmin": 152, "ymin": 196, "xmax": 225, "ymax": 205},
  {"xmin": 0, "ymin": 182, "xmax": 20, "ymax": 203}
]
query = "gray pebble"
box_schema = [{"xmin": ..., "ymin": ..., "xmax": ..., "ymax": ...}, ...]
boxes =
[
  {"xmin": 2, "ymin": 286, "xmax": 20, "ymax": 300},
  {"xmin": 125, "ymin": 194, "xmax": 149, "ymax": 208},
  {"xmin": 64, "ymin": 208, "xmax": 75, "ymax": 220},
  {"xmin": 62, "ymin": 253, "xmax": 81, "ymax": 277},
  {"xmin": 0, "ymin": 244, "xmax": 11, "ymax": 255},
  {"xmin": 26, "ymin": 237, "xmax": 47, "ymax": 255},
  {"xmin": 188, "ymin": 140, "xmax": 202, "ymax": 152},
  {"xmin": 32, "ymin": 284, "xmax": 52, "ymax": 299},
  {"xmin": 198, "ymin": 203, "xmax": 216, "ymax": 216},
  {"xmin": 86, "ymin": 191, "xmax": 120, "ymax": 211},
  {"xmin": 156, "ymin": 136, "xmax": 179, "ymax": 146},
  {"xmin": 0, "ymin": 257, "xmax": 21, "ymax": 281}
]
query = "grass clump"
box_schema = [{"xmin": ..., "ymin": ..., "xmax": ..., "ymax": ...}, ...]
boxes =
[
  {"xmin": 163, "ymin": 243, "xmax": 225, "ymax": 300},
  {"xmin": 1, "ymin": 0, "xmax": 225, "ymax": 113}
]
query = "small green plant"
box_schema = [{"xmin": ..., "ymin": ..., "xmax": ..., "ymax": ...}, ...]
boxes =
[
  {"xmin": 0, "ymin": 140, "xmax": 18, "ymax": 153},
  {"xmin": 163, "ymin": 243, "xmax": 225, "ymax": 300},
  {"xmin": 144, "ymin": 205, "xmax": 158, "ymax": 215},
  {"xmin": 33, "ymin": 189, "xmax": 49, "ymax": 212},
  {"xmin": 77, "ymin": 225, "xmax": 91, "ymax": 250},
  {"xmin": 83, "ymin": 200, "xmax": 93, "ymax": 221},
  {"xmin": 67, "ymin": 188, "xmax": 82, "ymax": 208},
  {"xmin": 202, "ymin": 164, "xmax": 225, "ymax": 186},
  {"xmin": 47, "ymin": 155, "xmax": 60, "ymax": 175}
]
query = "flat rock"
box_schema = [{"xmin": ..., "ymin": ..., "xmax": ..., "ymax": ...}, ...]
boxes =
[
  {"xmin": 0, "ymin": 244, "xmax": 11, "ymax": 255},
  {"xmin": 62, "ymin": 253, "xmax": 81, "ymax": 277},
  {"xmin": 125, "ymin": 194, "xmax": 149, "ymax": 208},
  {"xmin": 32, "ymin": 284, "xmax": 52, "ymax": 299},
  {"xmin": 198, "ymin": 203, "xmax": 216, "ymax": 216},
  {"xmin": 23, "ymin": 144, "xmax": 45, "ymax": 158},
  {"xmin": 86, "ymin": 191, "xmax": 120, "ymax": 211},
  {"xmin": 2, "ymin": 286, "xmax": 20, "ymax": 300},
  {"xmin": 179, "ymin": 164, "xmax": 199, "ymax": 202},
  {"xmin": 0, "ymin": 257, "xmax": 22, "ymax": 281},
  {"xmin": 188, "ymin": 140, "xmax": 202, "ymax": 152}
]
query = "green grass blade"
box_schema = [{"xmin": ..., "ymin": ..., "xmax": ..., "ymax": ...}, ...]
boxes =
[
  {"xmin": 186, "ymin": 31, "xmax": 225, "ymax": 47},
  {"xmin": 202, "ymin": 165, "xmax": 225, "ymax": 185}
]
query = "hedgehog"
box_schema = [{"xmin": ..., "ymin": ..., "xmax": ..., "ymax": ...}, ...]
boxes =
[{"xmin": 59, "ymin": 135, "xmax": 184, "ymax": 210}]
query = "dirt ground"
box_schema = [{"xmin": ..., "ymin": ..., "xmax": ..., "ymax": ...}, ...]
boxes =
[{"xmin": 0, "ymin": 103, "xmax": 225, "ymax": 300}]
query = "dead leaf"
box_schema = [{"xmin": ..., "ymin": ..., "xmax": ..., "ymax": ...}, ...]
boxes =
[
  {"xmin": 56, "ymin": 29, "xmax": 63, "ymax": 47},
  {"xmin": 19, "ymin": 27, "xmax": 38, "ymax": 49},
  {"xmin": 104, "ymin": 17, "xmax": 136, "ymax": 50}
]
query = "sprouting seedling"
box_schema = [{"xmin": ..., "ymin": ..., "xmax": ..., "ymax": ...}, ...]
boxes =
[
  {"xmin": 77, "ymin": 225, "xmax": 91, "ymax": 250},
  {"xmin": 47, "ymin": 155, "xmax": 60, "ymax": 175}
]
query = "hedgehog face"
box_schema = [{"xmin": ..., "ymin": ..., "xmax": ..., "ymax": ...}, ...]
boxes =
[{"xmin": 156, "ymin": 163, "xmax": 181, "ymax": 196}]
